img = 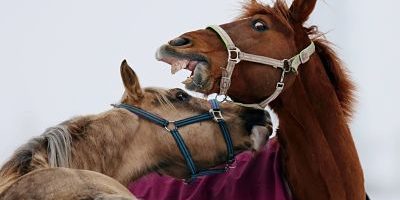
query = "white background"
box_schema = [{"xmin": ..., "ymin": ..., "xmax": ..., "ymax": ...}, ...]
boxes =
[{"xmin": 0, "ymin": 0, "xmax": 398, "ymax": 199}]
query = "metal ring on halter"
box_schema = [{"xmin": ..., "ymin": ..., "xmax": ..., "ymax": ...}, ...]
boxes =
[
  {"xmin": 228, "ymin": 47, "xmax": 241, "ymax": 64},
  {"xmin": 209, "ymin": 109, "xmax": 224, "ymax": 122},
  {"xmin": 282, "ymin": 59, "xmax": 292, "ymax": 73},
  {"xmin": 164, "ymin": 121, "xmax": 177, "ymax": 132}
]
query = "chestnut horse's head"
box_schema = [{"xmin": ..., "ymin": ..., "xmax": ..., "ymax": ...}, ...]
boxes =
[{"xmin": 156, "ymin": 0, "xmax": 318, "ymax": 104}]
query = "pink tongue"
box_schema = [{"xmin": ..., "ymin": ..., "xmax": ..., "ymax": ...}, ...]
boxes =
[
  {"xmin": 171, "ymin": 60, "xmax": 189, "ymax": 74},
  {"xmin": 187, "ymin": 61, "xmax": 199, "ymax": 71}
]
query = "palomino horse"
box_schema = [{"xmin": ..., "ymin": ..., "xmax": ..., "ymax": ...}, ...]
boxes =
[
  {"xmin": 156, "ymin": 0, "xmax": 366, "ymax": 199},
  {"xmin": 0, "ymin": 60, "xmax": 272, "ymax": 200}
]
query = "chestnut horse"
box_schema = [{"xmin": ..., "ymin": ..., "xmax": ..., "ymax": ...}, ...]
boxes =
[
  {"xmin": 0, "ymin": 61, "xmax": 271, "ymax": 199},
  {"xmin": 156, "ymin": 0, "xmax": 366, "ymax": 199}
]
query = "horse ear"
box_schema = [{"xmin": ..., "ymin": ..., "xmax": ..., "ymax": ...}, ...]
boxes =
[
  {"xmin": 289, "ymin": 0, "xmax": 317, "ymax": 24},
  {"xmin": 120, "ymin": 60, "xmax": 144, "ymax": 101}
]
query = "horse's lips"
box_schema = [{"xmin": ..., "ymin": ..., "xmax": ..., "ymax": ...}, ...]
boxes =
[
  {"xmin": 156, "ymin": 46, "xmax": 206, "ymax": 88},
  {"xmin": 156, "ymin": 45, "xmax": 202, "ymax": 76}
]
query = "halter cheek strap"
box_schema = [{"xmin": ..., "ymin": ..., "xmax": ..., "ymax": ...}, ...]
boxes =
[{"xmin": 207, "ymin": 25, "xmax": 315, "ymax": 107}]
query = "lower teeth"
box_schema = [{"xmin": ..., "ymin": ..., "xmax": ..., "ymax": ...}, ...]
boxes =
[{"xmin": 181, "ymin": 76, "xmax": 193, "ymax": 84}]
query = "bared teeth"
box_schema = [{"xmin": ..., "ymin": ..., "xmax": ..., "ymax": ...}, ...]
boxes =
[
  {"xmin": 171, "ymin": 60, "xmax": 190, "ymax": 74},
  {"xmin": 181, "ymin": 76, "xmax": 193, "ymax": 84}
]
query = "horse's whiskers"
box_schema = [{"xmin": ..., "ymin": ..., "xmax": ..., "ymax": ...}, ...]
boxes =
[{"xmin": 148, "ymin": 87, "xmax": 177, "ymax": 112}]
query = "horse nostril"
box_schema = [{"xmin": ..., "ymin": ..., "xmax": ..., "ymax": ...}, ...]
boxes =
[{"xmin": 169, "ymin": 37, "xmax": 192, "ymax": 47}]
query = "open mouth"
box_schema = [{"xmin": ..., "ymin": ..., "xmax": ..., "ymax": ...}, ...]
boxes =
[{"xmin": 156, "ymin": 45, "xmax": 212, "ymax": 92}]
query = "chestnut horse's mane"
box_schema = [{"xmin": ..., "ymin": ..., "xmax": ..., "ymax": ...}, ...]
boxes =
[{"xmin": 240, "ymin": 0, "xmax": 355, "ymax": 119}]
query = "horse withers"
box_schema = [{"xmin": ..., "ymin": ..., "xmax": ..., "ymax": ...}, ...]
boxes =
[
  {"xmin": 157, "ymin": 0, "xmax": 366, "ymax": 199},
  {"xmin": 0, "ymin": 60, "xmax": 272, "ymax": 200}
]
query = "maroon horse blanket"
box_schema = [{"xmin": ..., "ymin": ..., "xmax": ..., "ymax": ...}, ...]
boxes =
[{"xmin": 129, "ymin": 137, "xmax": 291, "ymax": 200}]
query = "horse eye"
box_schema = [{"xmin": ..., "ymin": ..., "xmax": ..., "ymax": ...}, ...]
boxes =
[
  {"xmin": 176, "ymin": 91, "xmax": 189, "ymax": 101},
  {"xmin": 252, "ymin": 20, "xmax": 268, "ymax": 32}
]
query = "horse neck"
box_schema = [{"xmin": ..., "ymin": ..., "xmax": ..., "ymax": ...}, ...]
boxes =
[
  {"xmin": 67, "ymin": 109, "xmax": 161, "ymax": 186},
  {"xmin": 271, "ymin": 57, "xmax": 365, "ymax": 199},
  {"xmin": 0, "ymin": 109, "xmax": 161, "ymax": 193}
]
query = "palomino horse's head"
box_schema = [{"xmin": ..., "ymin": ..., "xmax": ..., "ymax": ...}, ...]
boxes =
[
  {"xmin": 156, "ymin": 0, "xmax": 322, "ymax": 104},
  {"xmin": 119, "ymin": 60, "xmax": 271, "ymax": 179}
]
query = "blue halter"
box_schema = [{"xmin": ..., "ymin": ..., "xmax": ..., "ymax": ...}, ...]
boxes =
[{"xmin": 113, "ymin": 99, "xmax": 235, "ymax": 182}]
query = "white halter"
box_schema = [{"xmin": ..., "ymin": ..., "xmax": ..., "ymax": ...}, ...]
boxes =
[{"xmin": 207, "ymin": 25, "xmax": 315, "ymax": 108}]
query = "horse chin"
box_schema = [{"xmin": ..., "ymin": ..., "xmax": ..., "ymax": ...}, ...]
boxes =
[{"xmin": 182, "ymin": 62, "xmax": 213, "ymax": 93}]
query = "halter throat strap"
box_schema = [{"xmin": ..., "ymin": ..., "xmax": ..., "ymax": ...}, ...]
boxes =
[
  {"xmin": 207, "ymin": 25, "xmax": 315, "ymax": 107},
  {"xmin": 113, "ymin": 99, "xmax": 235, "ymax": 182}
]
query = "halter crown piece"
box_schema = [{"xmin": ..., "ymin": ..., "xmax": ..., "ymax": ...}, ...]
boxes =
[
  {"xmin": 113, "ymin": 99, "xmax": 235, "ymax": 183},
  {"xmin": 207, "ymin": 25, "xmax": 316, "ymax": 108}
]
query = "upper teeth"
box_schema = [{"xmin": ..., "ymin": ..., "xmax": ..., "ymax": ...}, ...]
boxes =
[{"xmin": 171, "ymin": 60, "xmax": 189, "ymax": 74}]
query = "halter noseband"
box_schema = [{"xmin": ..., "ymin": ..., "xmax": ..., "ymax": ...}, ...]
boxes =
[
  {"xmin": 113, "ymin": 99, "xmax": 235, "ymax": 182},
  {"xmin": 207, "ymin": 25, "xmax": 315, "ymax": 107}
]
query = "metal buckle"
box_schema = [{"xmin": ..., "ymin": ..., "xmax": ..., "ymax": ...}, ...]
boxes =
[
  {"xmin": 228, "ymin": 47, "xmax": 241, "ymax": 64},
  {"xmin": 210, "ymin": 109, "xmax": 224, "ymax": 121},
  {"xmin": 282, "ymin": 59, "xmax": 291, "ymax": 73}
]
